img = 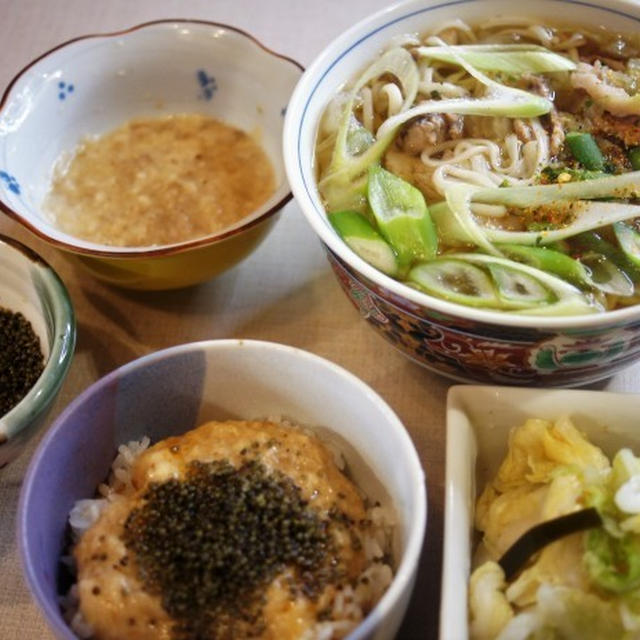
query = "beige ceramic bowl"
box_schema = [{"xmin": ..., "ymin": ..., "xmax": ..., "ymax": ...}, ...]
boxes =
[{"xmin": 0, "ymin": 20, "xmax": 303, "ymax": 289}]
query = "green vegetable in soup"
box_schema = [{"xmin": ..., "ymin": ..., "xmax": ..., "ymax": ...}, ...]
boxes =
[
  {"xmin": 496, "ymin": 244, "xmax": 590, "ymax": 285},
  {"xmin": 614, "ymin": 222, "xmax": 640, "ymax": 268},
  {"xmin": 367, "ymin": 166, "xmax": 437, "ymax": 266},
  {"xmin": 408, "ymin": 259, "xmax": 499, "ymax": 307},
  {"xmin": 579, "ymin": 252, "xmax": 634, "ymax": 297},
  {"xmin": 416, "ymin": 43, "xmax": 576, "ymax": 74},
  {"xmin": 328, "ymin": 210, "xmax": 399, "ymax": 276},
  {"xmin": 487, "ymin": 262, "xmax": 554, "ymax": 307},
  {"xmin": 409, "ymin": 253, "xmax": 598, "ymax": 313},
  {"xmin": 565, "ymin": 132, "xmax": 606, "ymax": 172},
  {"xmin": 574, "ymin": 231, "xmax": 640, "ymax": 284},
  {"xmin": 446, "ymin": 253, "xmax": 600, "ymax": 314}
]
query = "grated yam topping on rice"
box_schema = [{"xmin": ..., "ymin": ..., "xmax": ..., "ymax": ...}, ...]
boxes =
[{"xmin": 62, "ymin": 420, "xmax": 394, "ymax": 640}]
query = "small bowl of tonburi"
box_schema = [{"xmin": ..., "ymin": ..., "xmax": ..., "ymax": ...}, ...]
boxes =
[
  {"xmin": 0, "ymin": 20, "xmax": 303, "ymax": 290},
  {"xmin": 284, "ymin": 0, "xmax": 640, "ymax": 386},
  {"xmin": 18, "ymin": 340, "xmax": 426, "ymax": 639},
  {"xmin": 0, "ymin": 234, "xmax": 75, "ymax": 467}
]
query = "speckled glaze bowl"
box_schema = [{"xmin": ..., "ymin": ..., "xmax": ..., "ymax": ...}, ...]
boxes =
[
  {"xmin": 18, "ymin": 339, "xmax": 426, "ymax": 640},
  {"xmin": 0, "ymin": 234, "xmax": 75, "ymax": 467},
  {"xmin": 284, "ymin": 0, "xmax": 640, "ymax": 387},
  {"xmin": 0, "ymin": 20, "xmax": 303, "ymax": 290}
]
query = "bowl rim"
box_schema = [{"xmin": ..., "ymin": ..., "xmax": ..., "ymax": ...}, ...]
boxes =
[
  {"xmin": 0, "ymin": 233, "xmax": 75, "ymax": 440},
  {"xmin": 283, "ymin": 0, "xmax": 640, "ymax": 331},
  {"xmin": 0, "ymin": 19, "xmax": 304, "ymax": 258},
  {"xmin": 17, "ymin": 338, "xmax": 427, "ymax": 640}
]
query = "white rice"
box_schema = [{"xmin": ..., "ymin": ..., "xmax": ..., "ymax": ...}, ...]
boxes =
[{"xmin": 63, "ymin": 431, "xmax": 394, "ymax": 639}]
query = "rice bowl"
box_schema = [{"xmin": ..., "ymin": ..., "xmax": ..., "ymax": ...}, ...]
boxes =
[
  {"xmin": 18, "ymin": 340, "xmax": 426, "ymax": 640},
  {"xmin": 62, "ymin": 420, "xmax": 396, "ymax": 639}
]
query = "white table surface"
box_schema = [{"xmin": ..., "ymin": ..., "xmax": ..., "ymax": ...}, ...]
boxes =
[{"xmin": 2, "ymin": 1, "xmax": 640, "ymax": 639}]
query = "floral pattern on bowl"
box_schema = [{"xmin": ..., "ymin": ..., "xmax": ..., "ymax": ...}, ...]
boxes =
[
  {"xmin": 328, "ymin": 248, "xmax": 640, "ymax": 386},
  {"xmin": 0, "ymin": 20, "xmax": 303, "ymax": 289}
]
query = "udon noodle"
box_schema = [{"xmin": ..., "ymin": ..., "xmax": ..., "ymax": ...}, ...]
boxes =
[{"xmin": 316, "ymin": 18, "xmax": 640, "ymax": 315}]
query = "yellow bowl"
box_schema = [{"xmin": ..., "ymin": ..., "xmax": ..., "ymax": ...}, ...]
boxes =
[
  {"xmin": 0, "ymin": 20, "xmax": 303, "ymax": 289},
  {"xmin": 70, "ymin": 213, "xmax": 280, "ymax": 290}
]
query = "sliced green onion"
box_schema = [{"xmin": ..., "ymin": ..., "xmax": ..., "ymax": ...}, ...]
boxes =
[
  {"xmin": 328, "ymin": 210, "xmax": 398, "ymax": 276},
  {"xmin": 614, "ymin": 221, "xmax": 640, "ymax": 267},
  {"xmin": 485, "ymin": 201, "xmax": 640, "ymax": 246},
  {"xmin": 320, "ymin": 47, "xmax": 419, "ymax": 210},
  {"xmin": 431, "ymin": 174, "xmax": 640, "ymax": 251},
  {"xmin": 433, "ymin": 187, "xmax": 499, "ymax": 256},
  {"xmin": 346, "ymin": 114, "xmax": 374, "ymax": 155},
  {"xmin": 496, "ymin": 243, "xmax": 590, "ymax": 286},
  {"xmin": 473, "ymin": 171, "xmax": 640, "ymax": 207},
  {"xmin": 447, "ymin": 253, "xmax": 600, "ymax": 315},
  {"xmin": 487, "ymin": 263, "xmax": 554, "ymax": 308},
  {"xmin": 580, "ymin": 252, "xmax": 634, "ymax": 297},
  {"xmin": 565, "ymin": 132, "xmax": 606, "ymax": 171},
  {"xmin": 417, "ymin": 44, "xmax": 576, "ymax": 74},
  {"xmin": 375, "ymin": 92, "xmax": 552, "ymax": 144},
  {"xmin": 629, "ymin": 147, "xmax": 640, "ymax": 172},
  {"xmin": 408, "ymin": 259, "xmax": 499, "ymax": 307},
  {"xmin": 574, "ymin": 231, "xmax": 640, "ymax": 283},
  {"xmin": 320, "ymin": 40, "xmax": 554, "ymax": 210},
  {"xmin": 367, "ymin": 165, "xmax": 437, "ymax": 266}
]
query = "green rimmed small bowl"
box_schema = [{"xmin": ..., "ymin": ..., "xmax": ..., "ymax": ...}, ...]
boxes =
[{"xmin": 0, "ymin": 234, "xmax": 75, "ymax": 467}]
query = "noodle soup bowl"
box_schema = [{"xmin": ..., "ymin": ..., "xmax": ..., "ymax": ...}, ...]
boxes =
[
  {"xmin": 284, "ymin": 0, "xmax": 640, "ymax": 386},
  {"xmin": 18, "ymin": 340, "xmax": 426, "ymax": 639},
  {"xmin": 0, "ymin": 20, "xmax": 303, "ymax": 290}
]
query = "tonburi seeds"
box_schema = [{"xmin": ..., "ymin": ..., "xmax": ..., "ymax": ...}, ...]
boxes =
[
  {"xmin": 122, "ymin": 458, "xmax": 342, "ymax": 639},
  {"xmin": 0, "ymin": 308, "xmax": 44, "ymax": 416}
]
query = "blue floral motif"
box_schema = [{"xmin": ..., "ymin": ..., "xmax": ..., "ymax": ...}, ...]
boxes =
[
  {"xmin": 196, "ymin": 69, "xmax": 217, "ymax": 100},
  {"xmin": 58, "ymin": 81, "xmax": 74, "ymax": 101},
  {"xmin": 0, "ymin": 171, "xmax": 20, "ymax": 195}
]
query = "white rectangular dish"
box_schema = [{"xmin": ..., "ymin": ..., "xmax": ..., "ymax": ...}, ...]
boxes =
[{"xmin": 440, "ymin": 385, "xmax": 640, "ymax": 640}]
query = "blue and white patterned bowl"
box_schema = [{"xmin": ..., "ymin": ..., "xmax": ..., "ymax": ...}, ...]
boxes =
[
  {"xmin": 18, "ymin": 339, "xmax": 426, "ymax": 639},
  {"xmin": 0, "ymin": 234, "xmax": 75, "ymax": 467},
  {"xmin": 0, "ymin": 21, "xmax": 303, "ymax": 289},
  {"xmin": 284, "ymin": 0, "xmax": 640, "ymax": 387}
]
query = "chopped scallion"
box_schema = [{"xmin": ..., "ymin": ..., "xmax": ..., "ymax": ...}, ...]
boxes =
[
  {"xmin": 367, "ymin": 166, "xmax": 437, "ymax": 266},
  {"xmin": 328, "ymin": 210, "xmax": 399, "ymax": 276},
  {"xmin": 565, "ymin": 132, "xmax": 606, "ymax": 171},
  {"xmin": 408, "ymin": 259, "xmax": 498, "ymax": 307},
  {"xmin": 629, "ymin": 147, "xmax": 640, "ymax": 172}
]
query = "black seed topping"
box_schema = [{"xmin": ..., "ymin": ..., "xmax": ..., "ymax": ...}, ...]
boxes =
[
  {"xmin": 122, "ymin": 459, "xmax": 342, "ymax": 639},
  {"xmin": 0, "ymin": 308, "xmax": 44, "ymax": 416}
]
